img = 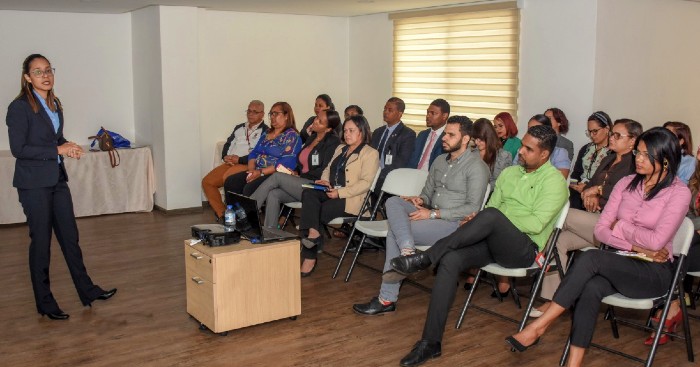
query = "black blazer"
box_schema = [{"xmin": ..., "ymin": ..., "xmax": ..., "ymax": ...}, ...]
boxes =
[
  {"xmin": 6, "ymin": 96, "xmax": 68, "ymax": 189},
  {"xmin": 221, "ymin": 121, "xmax": 269, "ymax": 164},
  {"xmin": 297, "ymin": 133, "xmax": 341, "ymax": 181},
  {"xmin": 370, "ymin": 121, "xmax": 416, "ymax": 189}
]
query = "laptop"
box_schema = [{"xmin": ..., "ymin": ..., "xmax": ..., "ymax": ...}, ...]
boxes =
[{"xmin": 225, "ymin": 192, "xmax": 299, "ymax": 244}]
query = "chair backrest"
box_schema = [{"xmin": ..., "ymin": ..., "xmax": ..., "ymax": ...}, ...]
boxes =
[
  {"xmin": 479, "ymin": 183, "xmax": 491, "ymax": 211},
  {"xmin": 381, "ymin": 168, "xmax": 429, "ymax": 197},
  {"xmin": 554, "ymin": 201, "xmax": 570, "ymax": 230},
  {"xmin": 672, "ymin": 217, "xmax": 694, "ymax": 256},
  {"xmin": 369, "ymin": 168, "xmax": 381, "ymax": 192}
]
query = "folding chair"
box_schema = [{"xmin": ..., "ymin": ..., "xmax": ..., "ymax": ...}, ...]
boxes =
[
  {"xmin": 559, "ymin": 217, "xmax": 695, "ymax": 367},
  {"xmin": 455, "ymin": 202, "xmax": 570, "ymax": 333},
  {"xmin": 332, "ymin": 168, "xmax": 429, "ymax": 282},
  {"xmin": 689, "ymin": 270, "xmax": 700, "ymax": 319}
]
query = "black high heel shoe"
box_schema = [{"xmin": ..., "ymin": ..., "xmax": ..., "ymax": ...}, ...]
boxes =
[
  {"xmin": 301, "ymin": 259, "xmax": 317, "ymax": 277},
  {"xmin": 505, "ymin": 336, "xmax": 540, "ymax": 352}
]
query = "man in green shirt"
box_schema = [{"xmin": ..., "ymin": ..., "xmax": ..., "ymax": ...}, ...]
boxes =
[{"xmin": 390, "ymin": 125, "xmax": 568, "ymax": 367}]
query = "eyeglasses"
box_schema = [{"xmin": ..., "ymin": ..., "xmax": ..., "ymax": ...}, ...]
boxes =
[
  {"xmin": 585, "ymin": 127, "xmax": 606, "ymax": 137},
  {"xmin": 29, "ymin": 68, "xmax": 55, "ymax": 77},
  {"xmin": 245, "ymin": 109, "xmax": 263, "ymax": 115},
  {"xmin": 632, "ymin": 150, "xmax": 652, "ymax": 162},
  {"xmin": 268, "ymin": 111, "xmax": 285, "ymax": 118},
  {"xmin": 608, "ymin": 131, "xmax": 633, "ymax": 140}
]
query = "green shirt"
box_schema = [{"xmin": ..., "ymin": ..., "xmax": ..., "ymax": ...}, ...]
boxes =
[
  {"xmin": 502, "ymin": 137, "xmax": 522, "ymax": 162},
  {"xmin": 486, "ymin": 161, "xmax": 568, "ymax": 250}
]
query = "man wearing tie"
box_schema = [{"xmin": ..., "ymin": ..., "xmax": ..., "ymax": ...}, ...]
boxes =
[
  {"xmin": 371, "ymin": 97, "xmax": 416, "ymax": 191},
  {"xmin": 408, "ymin": 99, "xmax": 449, "ymax": 171}
]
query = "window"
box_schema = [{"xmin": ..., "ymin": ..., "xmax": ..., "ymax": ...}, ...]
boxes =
[{"xmin": 391, "ymin": 2, "xmax": 520, "ymax": 128}]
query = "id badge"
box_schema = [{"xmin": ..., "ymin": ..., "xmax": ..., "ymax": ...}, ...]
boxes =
[
  {"xmin": 334, "ymin": 185, "xmax": 342, "ymax": 189},
  {"xmin": 385, "ymin": 153, "xmax": 393, "ymax": 166},
  {"xmin": 311, "ymin": 153, "xmax": 320, "ymax": 166}
]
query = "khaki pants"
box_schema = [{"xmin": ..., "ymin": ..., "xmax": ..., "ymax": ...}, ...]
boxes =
[
  {"xmin": 201, "ymin": 163, "xmax": 248, "ymax": 217},
  {"xmin": 541, "ymin": 208, "xmax": 600, "ymax": 299}
]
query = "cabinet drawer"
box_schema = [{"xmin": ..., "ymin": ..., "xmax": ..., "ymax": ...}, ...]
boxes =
[
  {"xmin": 185, "ymin": 268, "xmax": 215, "ymax": 329},
  {"xmin": 184, "ymin": 246, "xmax": 214, "ymax": 283}
]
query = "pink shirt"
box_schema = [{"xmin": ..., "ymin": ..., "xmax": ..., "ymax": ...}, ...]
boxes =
[
  {"xmin": 594, "ymin": 175, "xmax": 691, "ymax": 260},
  {"xmin": 298, "ymin": 145, "xmax": 312, "ymax": 174}
]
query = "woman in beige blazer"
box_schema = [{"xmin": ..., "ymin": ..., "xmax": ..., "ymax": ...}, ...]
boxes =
[{"xmin": 299, "ymin": 115, "xmax": 379, "ymax": 276}]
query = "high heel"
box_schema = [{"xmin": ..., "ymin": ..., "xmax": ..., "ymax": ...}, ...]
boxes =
[
  {"xmin": 505, "ymin": 336, "xmax": 540, "ymax": 352},
  {"xmin": 644, "ymin": 310, "xmax": 683, "ymax": 346},
  {"xmin": 301, "ymin": 259, "xmax": 317, "ymax": 277}
]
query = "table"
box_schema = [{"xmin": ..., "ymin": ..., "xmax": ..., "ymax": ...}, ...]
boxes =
[
  {"xmin": 184, "ymin": 239, "xmax": 301, "ymax": 334},
  {"xmin": 0, "ymin": 146, "xmax": 155, "ymax": 224}
]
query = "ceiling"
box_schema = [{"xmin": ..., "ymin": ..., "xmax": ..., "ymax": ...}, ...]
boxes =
[{"xmin": 0, "ymin": 0, "xmax": 493, "ymax": 16}]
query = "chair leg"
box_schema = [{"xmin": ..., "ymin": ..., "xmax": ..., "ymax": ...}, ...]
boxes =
[
  {"xmin": 281, "ymin": 207, "xmax": 293, "ymax": 229},
  {"xmin": 456, "ymin": 270, "xmax": 483, "ymax": 329},
  {"xmin": 608, "ymin": 307, "xmax": 619, "ymax": 339},
  {"xmin": 345, "ymin": 233, "xmax": 369, "ymax": 282},
  {"xmin": 332, "ymin": 226, "xmax": 359, "ymax": 279},
  {"xmin": 510, "ymin": 277, "xmax": 522, "ymax": 309},
  {"xmin": 559, "ymin": 336, "xmax": 571, "ymax": 366},
  {"xmin": 679, "ymin": 282, "xmax": 695, "ymax": 362},
  {"xmin": 322, "ymin": 224, "xmax": 332, "ymax": 239}
]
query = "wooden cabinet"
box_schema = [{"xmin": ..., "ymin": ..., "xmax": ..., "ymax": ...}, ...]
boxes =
[{"xmin": 184, "ymin": 239, "xmax": 301, "ymax": 333}]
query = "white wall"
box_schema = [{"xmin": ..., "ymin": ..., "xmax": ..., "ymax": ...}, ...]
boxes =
[
  {"xmin": 0, "ymin": 10, "xmax": 134, "ymax": 150},
  {"xmin": 198, "ymin": 10, "xmax": 350, "ymax": 180},
  {"xmin": 349, "ymin": 13, "xmax": 394, "ymax": 130},
  {"xmin": 594, "ymin": 0, "xmax": 700, "ymax": 141},
  {"xmin": 518, "ymin": 0, "xmax": 598, "ymax": 154}
]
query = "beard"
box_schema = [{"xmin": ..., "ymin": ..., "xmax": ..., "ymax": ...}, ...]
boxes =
[{"xmin": 442, "ymin": 140, "xmax": 461, "ymax": 153}]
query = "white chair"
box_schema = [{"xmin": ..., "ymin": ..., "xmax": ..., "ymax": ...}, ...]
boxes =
[
  {"xmin": 559, "ymin": 217, "xmax": 695, "ymax": 367},
  {"xmin": 455, "ymin": 202, "xmax": 570, "ymax": 333},
  {"xmin": 414, "ymin": 183, "xmax": 490, "ymax": 253},
  {"xmin": 332, "ymin": 168, "xmax": 429, "ymax": 282}
]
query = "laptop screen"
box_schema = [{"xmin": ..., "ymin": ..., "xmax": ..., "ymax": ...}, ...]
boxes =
[{"xmin": 225, "ymin": 191, "xmax": 264, "ymax": 242}]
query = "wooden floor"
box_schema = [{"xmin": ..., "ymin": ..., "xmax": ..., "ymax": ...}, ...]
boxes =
[{"xmin": 0, "ymin": 209, "xmax": 697, "ymax": 367}]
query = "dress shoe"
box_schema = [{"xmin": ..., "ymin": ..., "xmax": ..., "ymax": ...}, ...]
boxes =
[
  {"xmin": 353, "ymin": 297, "xmax": 396, "ymax": 316},
  {"xmin": 301, "ymin": 259, "xmax": 317, "ymax": 277},
  {"xmin": 399, "ymin": 340, "xmax": 441, "ymax": 367},
  {"xmin": 95, "ymin": 288, "xmax": 118, "ymax": 301},
  {"xmin": 391, "ymin": 253, "xmax": 432, "ymax": 275},
  {"xmin": 505, "ymin": 335, "xmax": 540, "ymax": 352},
  {"xmin": 42, "ymin": 311, "xmax": 70, "ymax": 320}
]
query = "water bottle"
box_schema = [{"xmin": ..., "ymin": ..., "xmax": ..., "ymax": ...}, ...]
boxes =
[
  {"xmin": 224, "ymin": 205, "xmax": 236, "ymax": 232},
  {"xmin": 234, "ymin": 203, "xmax": 251, "ymax": 231}
]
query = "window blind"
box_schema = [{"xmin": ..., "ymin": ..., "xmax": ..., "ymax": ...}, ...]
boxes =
[{"xmin": 392, "ymin": 5, "xmax": 520, "ymax": 128}]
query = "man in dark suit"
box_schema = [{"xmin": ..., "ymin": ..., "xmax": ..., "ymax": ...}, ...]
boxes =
[
  {"xmin": 408, "ymin": 99, "xmax": 449, "ymax": 171},
  {"xmin": 370, "ymin": 97, "xmax": 416, "ymax": 191}
]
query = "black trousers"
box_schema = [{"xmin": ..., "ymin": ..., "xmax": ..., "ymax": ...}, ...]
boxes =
[
  {"xmin": 421, "ymin": 208, "xmax": 538, "ymax": 342},
  {"xmin": 223, "ymin": 171, "xmax": 271, "ymax": 197},
  {"xmin": 553, "ymin": 250, "xmax": 673, "ymax": 348},
  {"xmin": 299, "ymin": 189, "xmax": 347, "ymax": 260},
  {"xmin": 569, "ymin": 187, "xmax": 584, "ymax": 211},
  {"xmin": 17, "ymin": 172, "xmax": 102, "ymax": 314}
]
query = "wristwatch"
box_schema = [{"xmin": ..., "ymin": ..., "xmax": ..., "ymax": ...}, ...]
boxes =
[
  {"xmin": 429, "ymin": 210, "xmax": 437, "ymax": 220},
  {"xmin": 259, "ymin": 170, "xmax": 265, "ymax": 177}
]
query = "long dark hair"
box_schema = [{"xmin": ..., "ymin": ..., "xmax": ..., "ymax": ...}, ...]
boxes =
[
  {"xmin": 343, "ymin": 115, "xmax": 372, "ymax": 145},
  {"xmin": 473, "ymin": 118, "xmax": 502, "ymax": 171},
  {"xmin": 626, "ymin": 127, "xmax": 680, "ymax": 200},
  {"xmin": 17, "ymin": 54, "xmax": 62, "ymax": 114}
]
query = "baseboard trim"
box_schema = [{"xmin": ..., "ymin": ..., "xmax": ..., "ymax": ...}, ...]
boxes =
[{"xmin": 154, "ymin": 205, "xmax": 203, "ymax": 215}]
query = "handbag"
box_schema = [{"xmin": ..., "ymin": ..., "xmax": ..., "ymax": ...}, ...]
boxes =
[{"xmin": 89, "ymin": 126, "xmax": 123, "ymax": 168}]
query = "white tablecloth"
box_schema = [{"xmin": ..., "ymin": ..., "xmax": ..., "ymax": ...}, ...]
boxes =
[{"xmin": 0, "ymin": 146, "xmax": 155, "ymax": 224}]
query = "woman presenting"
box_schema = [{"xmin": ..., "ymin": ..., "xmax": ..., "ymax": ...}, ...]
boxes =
[{"xmin": 6, "ymin": 54, "xmax": 116, "ymax": 321}]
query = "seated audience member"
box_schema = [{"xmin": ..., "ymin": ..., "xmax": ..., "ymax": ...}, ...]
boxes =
[
  {"xmin": 524, "ymin": 114, "xmax": 571, "ymax": 178},
  {"xmin": 472, "ymin": 117, "xmax": 513, "ymax": 190},
  {"xmin": 389, "ymin": 125, "xmax": 568, "ymax": 367},
  {"xmin": 371, "ymin": 97, "xmax": 417, "ymax": 191},
  {"xmin": 344, "ymin": 104, "xmax": 363, "ymax": 120},
  {"xmin": 538, "ymin": 119, "xmax": 642, "ymax": 313},
  {"xmin": 352, "ymin": 116, "xmax": 490, "ymax": 316},
  {"xmin": 569, "ymin": 111, "xmax": 612, "ymax": 209},
  {"xmin": 224, "ymin": 102, "xmax": 302, "ymax": 197},
  {"xmin": 663, "ymin": 121, "xmax": 695, "ymax": 184},
  {"xmin": 298, "ymin": 115, "xmax": 379, "ymax": 276},
  {"xmin": 202, "ymin": 100, "xmax": 267, "ymax": 220},
  {"xmin": 300, "ymin": 94, "xmax": 335, "ymax": 143},
  {"xmin": 508, "ymin": 127, "xmax": 690, "ymax": 367},
  {"xmin": 546, "ymin": 107, "xmax": 574, "ymax": 161},
  {"xmin": 644, "ymin": 139, "xmax": 700, "ymax": 346},
  {"xmin": 408, "ymin": 99, "xmax": 450, "ymax": 171},
  {"xmin": 494, "ymin": 112, "xmax": 521, "ymax": 160},
  {"xmin": 249, "ymin": 110, "xmax": 341, "ymax": 228}
]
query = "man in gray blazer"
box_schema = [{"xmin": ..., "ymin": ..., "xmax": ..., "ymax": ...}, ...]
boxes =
[{"xmin": 353, "ymin": 116, "xmax": 490, "ymax": 316}]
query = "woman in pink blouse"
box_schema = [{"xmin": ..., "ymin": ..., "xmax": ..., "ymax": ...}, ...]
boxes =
[{"xmin": 506, "ymin": 127, "xmax": 690, "ymax": 366}]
